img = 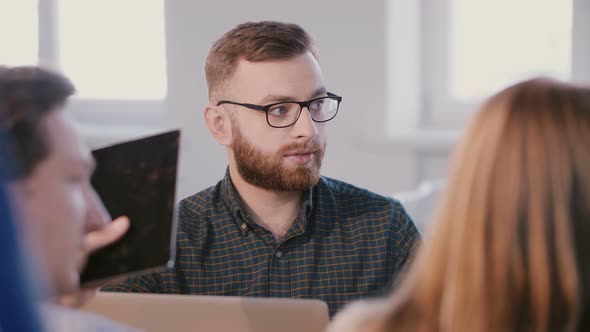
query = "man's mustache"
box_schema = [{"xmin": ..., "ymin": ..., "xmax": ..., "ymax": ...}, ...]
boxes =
[{"xmin": 278, "ymin": 140, "xmax": 323, "ymax": 156}]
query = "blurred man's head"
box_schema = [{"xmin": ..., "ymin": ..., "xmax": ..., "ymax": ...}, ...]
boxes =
[
  {"xmin": 0, "ymin": 66, "xmax": 108, "ymax": 295},
  {"xmin": 205, "ymin": 21, "xmax": 341, "ymax": 192}
]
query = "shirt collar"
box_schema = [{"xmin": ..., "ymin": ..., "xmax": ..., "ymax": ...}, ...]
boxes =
[
  {"xmin": 220, "ymin": 168, "xmax": 315, "ymax": 236},
  {"xmin": 220, "ymin": 169, "xmax": 248, "ymax": 235}
]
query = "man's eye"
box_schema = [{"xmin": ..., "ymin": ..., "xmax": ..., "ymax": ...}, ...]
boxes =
[
  {"xmin": 310, "ymin": 100, "xmax": 324, "ymax": 109},
  {"xmin": 309, "ymin": 100, "xmax": 327, "ymax": 114},
  {"xmin": 268, "ymin": 105, "xmax": 290, "ymax": 116}
]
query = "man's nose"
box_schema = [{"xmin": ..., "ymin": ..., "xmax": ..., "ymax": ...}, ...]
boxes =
[
  {"xmin": 291, "ymin": 107, "xmax": 318, "ymax": 139},
  {"xmin": 84, "ymin": 186, "xmax": 110, "ymax": 233}
]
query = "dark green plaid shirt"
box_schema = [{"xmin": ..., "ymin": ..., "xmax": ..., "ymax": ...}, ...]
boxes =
[{"xmin": 103, "ymin": 171, "xmax": 420, "ymax": 316}]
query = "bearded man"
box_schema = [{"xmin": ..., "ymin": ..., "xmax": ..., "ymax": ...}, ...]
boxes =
[{"xmin": 105, "ymin": 21, "xmax": 420, "ymax": 317}]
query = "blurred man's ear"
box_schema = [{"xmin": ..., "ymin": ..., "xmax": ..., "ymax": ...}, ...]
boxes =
[{"xmin": 204, "ymin": 104, "xmax": 233, "ymax": 146}]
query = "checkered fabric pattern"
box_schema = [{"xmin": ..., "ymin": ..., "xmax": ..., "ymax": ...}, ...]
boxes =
[{"xmin": 103, "ymin": 171, "xmax": 420, "ymax": 316}]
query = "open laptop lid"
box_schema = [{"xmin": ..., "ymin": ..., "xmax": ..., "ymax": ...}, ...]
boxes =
[
  {"xmin": 82, "ymin": 293, "xmax": 330, "ymax": 332},
  {"xmin": 80, "ymin": 130, "xmax": 180, "ymax": 286}
]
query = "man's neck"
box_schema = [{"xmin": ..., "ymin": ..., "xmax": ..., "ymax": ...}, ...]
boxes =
[{"xmin": 228, "ymin": 166, "xmax": 303, "ymax": 241}]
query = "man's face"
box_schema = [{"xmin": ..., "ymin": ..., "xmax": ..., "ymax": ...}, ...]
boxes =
[
  {"xmin": 225, "ymin": 52, "xmax": 328, "ymax": 192},
  {"xmin": 10, "ymin": 108, "xmax": 109, "ymax": 295}
]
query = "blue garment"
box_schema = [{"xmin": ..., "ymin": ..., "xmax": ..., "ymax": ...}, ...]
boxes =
[
  {"xmin": 105, "ymin": 170, "xmax": 421, "ymax": 316},
  {"xmin": 0, "ymin": 168, "xmax": 43, "ymax": 331}
]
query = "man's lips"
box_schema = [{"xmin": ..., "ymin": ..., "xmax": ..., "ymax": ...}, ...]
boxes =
[
  {"xmin": 284, "ymin": 150, "xmax": 317, "ymax": 157},
  {"xmin": 283, "ymin": 150, "xmax": 317, "ymax": 164}
]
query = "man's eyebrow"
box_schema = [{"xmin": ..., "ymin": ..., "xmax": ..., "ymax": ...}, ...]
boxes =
[
  {"xmin": 311, "ymin": 87, "xmax": 327, "ymax": 98},
  {"xmin": 260, "ymin": 94, "xmax": 297, "ymax": 104},
  {"xmin": 260, "ymin": 87, "xmax": 328, "ymax": 104}
]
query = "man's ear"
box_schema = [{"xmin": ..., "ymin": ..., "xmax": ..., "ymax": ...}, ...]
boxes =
[{"xmin": 204, "ymin": 104, "xmax": 233, "ymax": 146}]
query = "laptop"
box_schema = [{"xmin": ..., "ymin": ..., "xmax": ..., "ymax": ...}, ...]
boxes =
[
  {"xmin": 81, "ymin": 293, "xmax": 330, "ymax": 332},
  {"xmin": 80, "ymin": 130, "xmax": 180, "ymax": 287}
]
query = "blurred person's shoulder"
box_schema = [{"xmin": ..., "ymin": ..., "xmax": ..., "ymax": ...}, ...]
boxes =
[
  {"xmin": 41, "ymin": 303, "xmax": 141, "ymax": 332},
  {"xmin": 328, "ymin": 298, "xmax": 390, "ymax": 332}
]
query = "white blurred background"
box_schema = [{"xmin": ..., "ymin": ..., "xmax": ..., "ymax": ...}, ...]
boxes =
[{"xmin": 2, "ymin": 0, "xmax": 589, "ymax": 228}]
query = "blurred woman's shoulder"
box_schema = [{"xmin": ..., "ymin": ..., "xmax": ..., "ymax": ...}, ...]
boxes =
[{"xmin": 328, "ymin": 299, "xmax": 391, "ymax": 332}]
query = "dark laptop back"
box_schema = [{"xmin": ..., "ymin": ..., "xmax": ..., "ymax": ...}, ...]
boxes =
[{"xmin": 80, "ymin": 130, "xmax": 180, "ymax": 285}]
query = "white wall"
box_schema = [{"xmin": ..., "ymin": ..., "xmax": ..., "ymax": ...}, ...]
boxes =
[
  {"xmin": 71, "ymin": 0, "xmax": 588, "ymax": 228},
  {"xmin": 162, "ymin": 0, "xmax": 450, "ymax": 203}
]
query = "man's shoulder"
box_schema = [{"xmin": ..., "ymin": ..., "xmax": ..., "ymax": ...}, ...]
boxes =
[
  {"xmin": 316, "ymin": 176, "xmax": 416, "ymax": 229},
  {"xmin": 177, "ymin": 181, "xmax": 223, "ymax": 219},
  {"xmin": 318, "ymin": 176, "xmax": 402, "ymax": 208}
]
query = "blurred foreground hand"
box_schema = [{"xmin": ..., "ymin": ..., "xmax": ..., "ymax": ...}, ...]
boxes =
[{"xmin": 59, "ymin": 216, "xmax": 130, "ymax": 308}]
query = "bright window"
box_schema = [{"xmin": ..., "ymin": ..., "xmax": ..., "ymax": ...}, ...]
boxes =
[
  {"xmin": 58, "ymin": 0, "xmax": 167, "ymax": 100},
  {"xmin": 450, "ymin": 0, "xmax": 572, "ymax": 100},
  {"xmin": 0, "ymin": 0, "xmax": 167, "ymax": 100},
  {"xmin": 386, "ymin": 0, "xmax": 586, "ymax": 133},
  {"xmin": 0, "ymin": 0, "xmax": 38, "ymax": 66}
]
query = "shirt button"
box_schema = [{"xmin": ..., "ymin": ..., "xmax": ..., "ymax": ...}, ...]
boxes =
[
  {"xmin": 241, "ymin": 223, "xmax": 247, "ymax": 230},
  {"xmin": 275, "ymin": 250, "xmax": 283, "ymax": 258}
]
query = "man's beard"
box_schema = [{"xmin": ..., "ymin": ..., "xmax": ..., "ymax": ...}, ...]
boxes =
[{"xmin": 232, "ymin": 125, "xmax": 325, "ymax": 192}]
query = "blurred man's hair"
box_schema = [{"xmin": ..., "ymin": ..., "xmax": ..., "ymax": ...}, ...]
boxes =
[{"xmin": 0, "ymin": 66, "xmax": 75, "ymax": 180}]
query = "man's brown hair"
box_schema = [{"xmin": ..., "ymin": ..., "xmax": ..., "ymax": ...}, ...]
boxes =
[{"xmin": 205, "ymin": 21, "xmax": 318, "ymax": 102}]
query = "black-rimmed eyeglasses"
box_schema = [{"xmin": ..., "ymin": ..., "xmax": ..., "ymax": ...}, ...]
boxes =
[{"xmin": 217, "ymin": 92, "xmax": 342, "ymax": 128}]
